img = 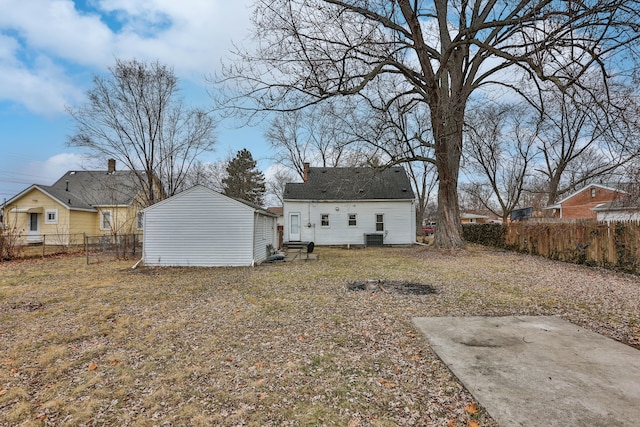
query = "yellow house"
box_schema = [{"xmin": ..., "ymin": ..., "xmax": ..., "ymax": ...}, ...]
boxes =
[{"xmin": 3, "ymin": 159, "xmax": 150, "ymax": 245}]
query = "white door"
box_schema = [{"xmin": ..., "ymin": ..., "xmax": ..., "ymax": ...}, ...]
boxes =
[
  {"xmin": 27, "ymin": 213, "xmax": 40, "ymax": 242},
  {"xmin": 289, "ymin": 213, "xmax": 301, "ymax": 241}
]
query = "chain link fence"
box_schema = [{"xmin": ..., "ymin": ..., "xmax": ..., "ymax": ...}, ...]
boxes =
[{"xmin": 1, "ymin": 233, "xmax": 142, "ymax": 263}]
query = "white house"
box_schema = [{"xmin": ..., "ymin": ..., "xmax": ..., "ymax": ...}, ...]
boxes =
[
  {"xmin": 283, "ymin": 165, "xmax": 416, "ymax": 246},
  {"xmin": 592, "ymin": 199, "xmax": 640, "ymax": 223},
  {"xmin": 142, "ymin": 185, "xmax": 278, "ymax": 267}
]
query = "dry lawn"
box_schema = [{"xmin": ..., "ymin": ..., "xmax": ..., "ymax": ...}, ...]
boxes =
[{"xmin": 1, "ymin": 246, "xmax": 639, "ymax": 426}]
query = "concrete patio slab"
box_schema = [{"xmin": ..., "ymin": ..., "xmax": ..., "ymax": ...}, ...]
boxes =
[{"xmin": 412, "ymin": 316, "xmax": 640, "ymax": 426}]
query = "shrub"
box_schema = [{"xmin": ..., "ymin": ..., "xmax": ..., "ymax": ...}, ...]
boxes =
[{"xmin": 463, "ymin": 223, "xmax": 506, "ymax": 248}]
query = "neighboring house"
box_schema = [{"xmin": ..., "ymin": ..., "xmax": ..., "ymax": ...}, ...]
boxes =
[
  {"xmin": 267, "ymin": 206, "xmax": 284, "ymax": 228},
  {"xmin": 283, "ymin": 165, "xmax": 416, "ymax": 246},
  {"xmin": 544, "ymin": 184, "xmax": 626, "ymax": 220},
  {"xmin": 142, "ymin": 185, "xmax": 278, "ymax": 267},
  {"xmin": 592, "ymin": 199, "xmax": 640, "ymax": 223},
  {"xmin": 3, "ymin": 159, "xmax": 149, "ymax": 244},
  {"xmin": 460, "ymin": 213, "xmax": 491, "ymax": 224}
]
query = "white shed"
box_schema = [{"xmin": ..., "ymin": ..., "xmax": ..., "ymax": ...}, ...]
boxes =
[{"xmin": 142, "ymin": 185, "xmax": 278, "ymax": 267}]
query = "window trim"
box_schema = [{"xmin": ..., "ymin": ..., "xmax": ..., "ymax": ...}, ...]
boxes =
[
  {"xmin": 375, "ymin": 213, "xmax": 384, "ymax": 231},
  {"xmin": 45, "ymin": 209, "xmax": 58, "ymax": 225},
  {"xmin": 348, "ymin": 213, "xmax": 357, "ymax": 227},
  {"xmin": 321, "ymin": 213, "xmax": 330, "ymax": 227},
  {"xmin": 100, "ymin": 210, "xmax": 113, "ymax": 231},
  {"xmin": 136, "ymin": 211, "xmax": 144, "ymax": 230}
]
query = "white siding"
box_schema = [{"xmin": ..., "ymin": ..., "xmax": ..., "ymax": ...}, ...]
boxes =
[
  {"xmin": 252, "ymin": 213, "xmax": 278, "ymax": 263},
  {"xmin": 283, "ymin": 200, "xmax": 416, "ymax": 245},
  {"xmin": 597, "ymin": 211, "xmax": 640, "ymax": 223},
  {"xmin": 143, "ymin": 186, "xmax": 276, "ymax": 267}
]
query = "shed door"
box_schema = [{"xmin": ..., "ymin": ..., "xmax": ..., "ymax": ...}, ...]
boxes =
[{"xmin": 289, "ymin": 213, "xmax": 301, "ymax": 241}]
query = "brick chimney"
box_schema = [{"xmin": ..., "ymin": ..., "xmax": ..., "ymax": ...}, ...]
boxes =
[
  {"xmin": 108, "ymin": 158, "xmax": 116, "ymax": 173},
  {"xmin": 303, "ymin": 162, "xmax": 310, "ymax": 182}
]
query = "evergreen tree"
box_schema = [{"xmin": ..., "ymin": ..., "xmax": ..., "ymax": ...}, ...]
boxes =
[{"xmin": 222, "ymin": 149, "xmax": 266, "ymax": 206}]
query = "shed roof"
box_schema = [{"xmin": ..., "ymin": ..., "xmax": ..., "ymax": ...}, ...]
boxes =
[
  {"xmin": 284, "ymin": 167, "xmax": 414, "ymax": 201},
  {"xmin": 143, "ymin": 185, "xmax": 276, "ymax": 217}
]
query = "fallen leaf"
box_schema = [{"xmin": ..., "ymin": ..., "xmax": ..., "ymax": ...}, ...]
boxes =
[
  {"xmin": 379, "ymin": 378, "xmax": 397, "ymax": 388},
  {"xmin": 410, "ymin": 354, "xmax": 420, "ymax": 360},
  {"xmin": 0, "ymin": 389, "xmax": 7, "ymax": 396},
  {"xmin": 447, "ymin": 419, "xmax": 456, "ymax": 427},
  {"xmin": 2, "ymin": 359, "xmax": 13, "ymax": 365},
  {"xmin": 88, "ymin": 362, "xmax": 98, "ymax": 371},
  {"xmin": 348, "ymin": 417, "xmax": 360, "ymax": 427},
  {"xmin": 468, "ymin": 421, "xmax": 479, "ymax": 427},
  {"xmin": 110, "ymin": 359, "xmax": 119, "ymax": 366},
  {"xmin": 258, "ymin": 392, "xmax": 267, "ymax": 401},
  {"xmin": 297, "ymin": 335, "xmax": 306, "ymax": 340},
  {"xmin": 464, "ymin": 403, "xmax": 478, "ymax": 414},
  {"xmin": 225, "ymin": 357, "xmax": 234, "ymax": 362}
]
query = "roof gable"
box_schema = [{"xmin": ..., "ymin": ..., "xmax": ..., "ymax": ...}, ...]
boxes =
[
  {"xmin": 284, "ymin": 167, "xmax": 415, "ymax": 201},
  {"xmin": 4, "ymin": 184, "xmax": 98, "ymax": 211},
  {"xmin": 4, "ymin": 169, "xmax": 145, "ymax": 210},
  {"xmin": 554, "ymin": 183, "xmax": 625, "ymax": 206}
]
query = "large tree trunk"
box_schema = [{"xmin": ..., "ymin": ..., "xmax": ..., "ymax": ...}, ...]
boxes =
[
  {"xmin": 433, "ymin": 148, "xmax": 465, "ymax": 248},
  {"xmin": 432, "ymin": 102, "xmax": 465, "ymax": 249}
]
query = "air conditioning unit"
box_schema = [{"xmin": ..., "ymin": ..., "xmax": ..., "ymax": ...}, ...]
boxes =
[{"xmin": 364, "ymin": 233, "xmax": 384, "ymax": 247}]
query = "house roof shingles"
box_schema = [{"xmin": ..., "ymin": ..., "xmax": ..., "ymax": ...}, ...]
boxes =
[
  {"xmin": 284, "ymin": 167, "xmax": 415, "ymax": 201},
  {"xmin": 49, "ymin": 170, "xmax": 143, "ymax": 208}
]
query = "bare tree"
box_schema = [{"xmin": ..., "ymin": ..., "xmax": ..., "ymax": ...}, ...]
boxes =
[
  {"xmin": 352, "ymin": 93, "xmax": 438, "ymax": 232},
  {"xmin": 68, "ymin": 59, "xmax": 217, "ymax": 205},
  {"xmin": 532, "ymin": 84, "xmax": 640, "ymax": 206},
  {"xmin": 182, "ymin": 160, "xmax": 227, "ymax": 192},
  {"xmin": 464, "ymin": 103, "xmax": 537, "ymax": 222},
  {"xmin": 265, "ymin": 100, "xmax": 370, "ymax": 179},
  {"xmin": 219, "ymin": 0, "xmax": 640, "ymax": 248},
  {"xmin": 266, "ymin": 167, "xmax": 297, "ymax": 205}
]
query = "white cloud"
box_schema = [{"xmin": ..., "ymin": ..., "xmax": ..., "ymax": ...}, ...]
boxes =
[
  {"xmin": 0, "ymin": 0, "xmax": 254, "ymax": 115},
  {"xmin": 0, "ymin": 0, "xmax": 115, "ymax": 65},
  {"xmin": 24, "ymin": 153, "xmax": 88, "ymax": 184},
  {"xmin": 0, "ymin": 50, "xmax": 84, "ymax": 115}
]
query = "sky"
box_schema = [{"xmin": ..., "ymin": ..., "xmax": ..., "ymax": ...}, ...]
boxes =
[{"xmin": 0, "ymin": 0, "xmax": 273, "ymax": 202}]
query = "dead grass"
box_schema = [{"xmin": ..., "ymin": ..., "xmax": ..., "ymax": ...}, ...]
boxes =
[{"xmin": 1, "ymin": 246, "xmax": 639, "ymax": 426}]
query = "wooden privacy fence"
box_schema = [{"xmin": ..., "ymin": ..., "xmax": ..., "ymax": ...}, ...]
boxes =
[{"xmin": 505, "ymin": 221, "xmax": 640, "ymax": 273}]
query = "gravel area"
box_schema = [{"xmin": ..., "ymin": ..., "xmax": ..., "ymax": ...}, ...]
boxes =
[{"xmin": 0, "ymin": 245, "xmax": 638, "ymax": 426}]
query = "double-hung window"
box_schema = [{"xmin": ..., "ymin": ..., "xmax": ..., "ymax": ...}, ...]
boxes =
[
  {"xmin": 321, "ymin": 214, "xmax": 330, "ymax": 227},
  {"xmin": 136, "ymin": 211, "xmax": 144, "ymax": 230},
  {"xmin": 101, "ymin": 210, "xmax": 112, "ymax": 230},
  {"xmin": 375, "ymin": 214, "xmax": 384, "ymax": 231},
  {"xmin": 348, "ymin": 213, "xmax": 357, "ymax": 227}
]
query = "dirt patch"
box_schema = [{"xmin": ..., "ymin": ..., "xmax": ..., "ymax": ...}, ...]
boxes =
[{"xmin": 348, "ymin": 279, "xmax": 439, "ymax": 295}]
